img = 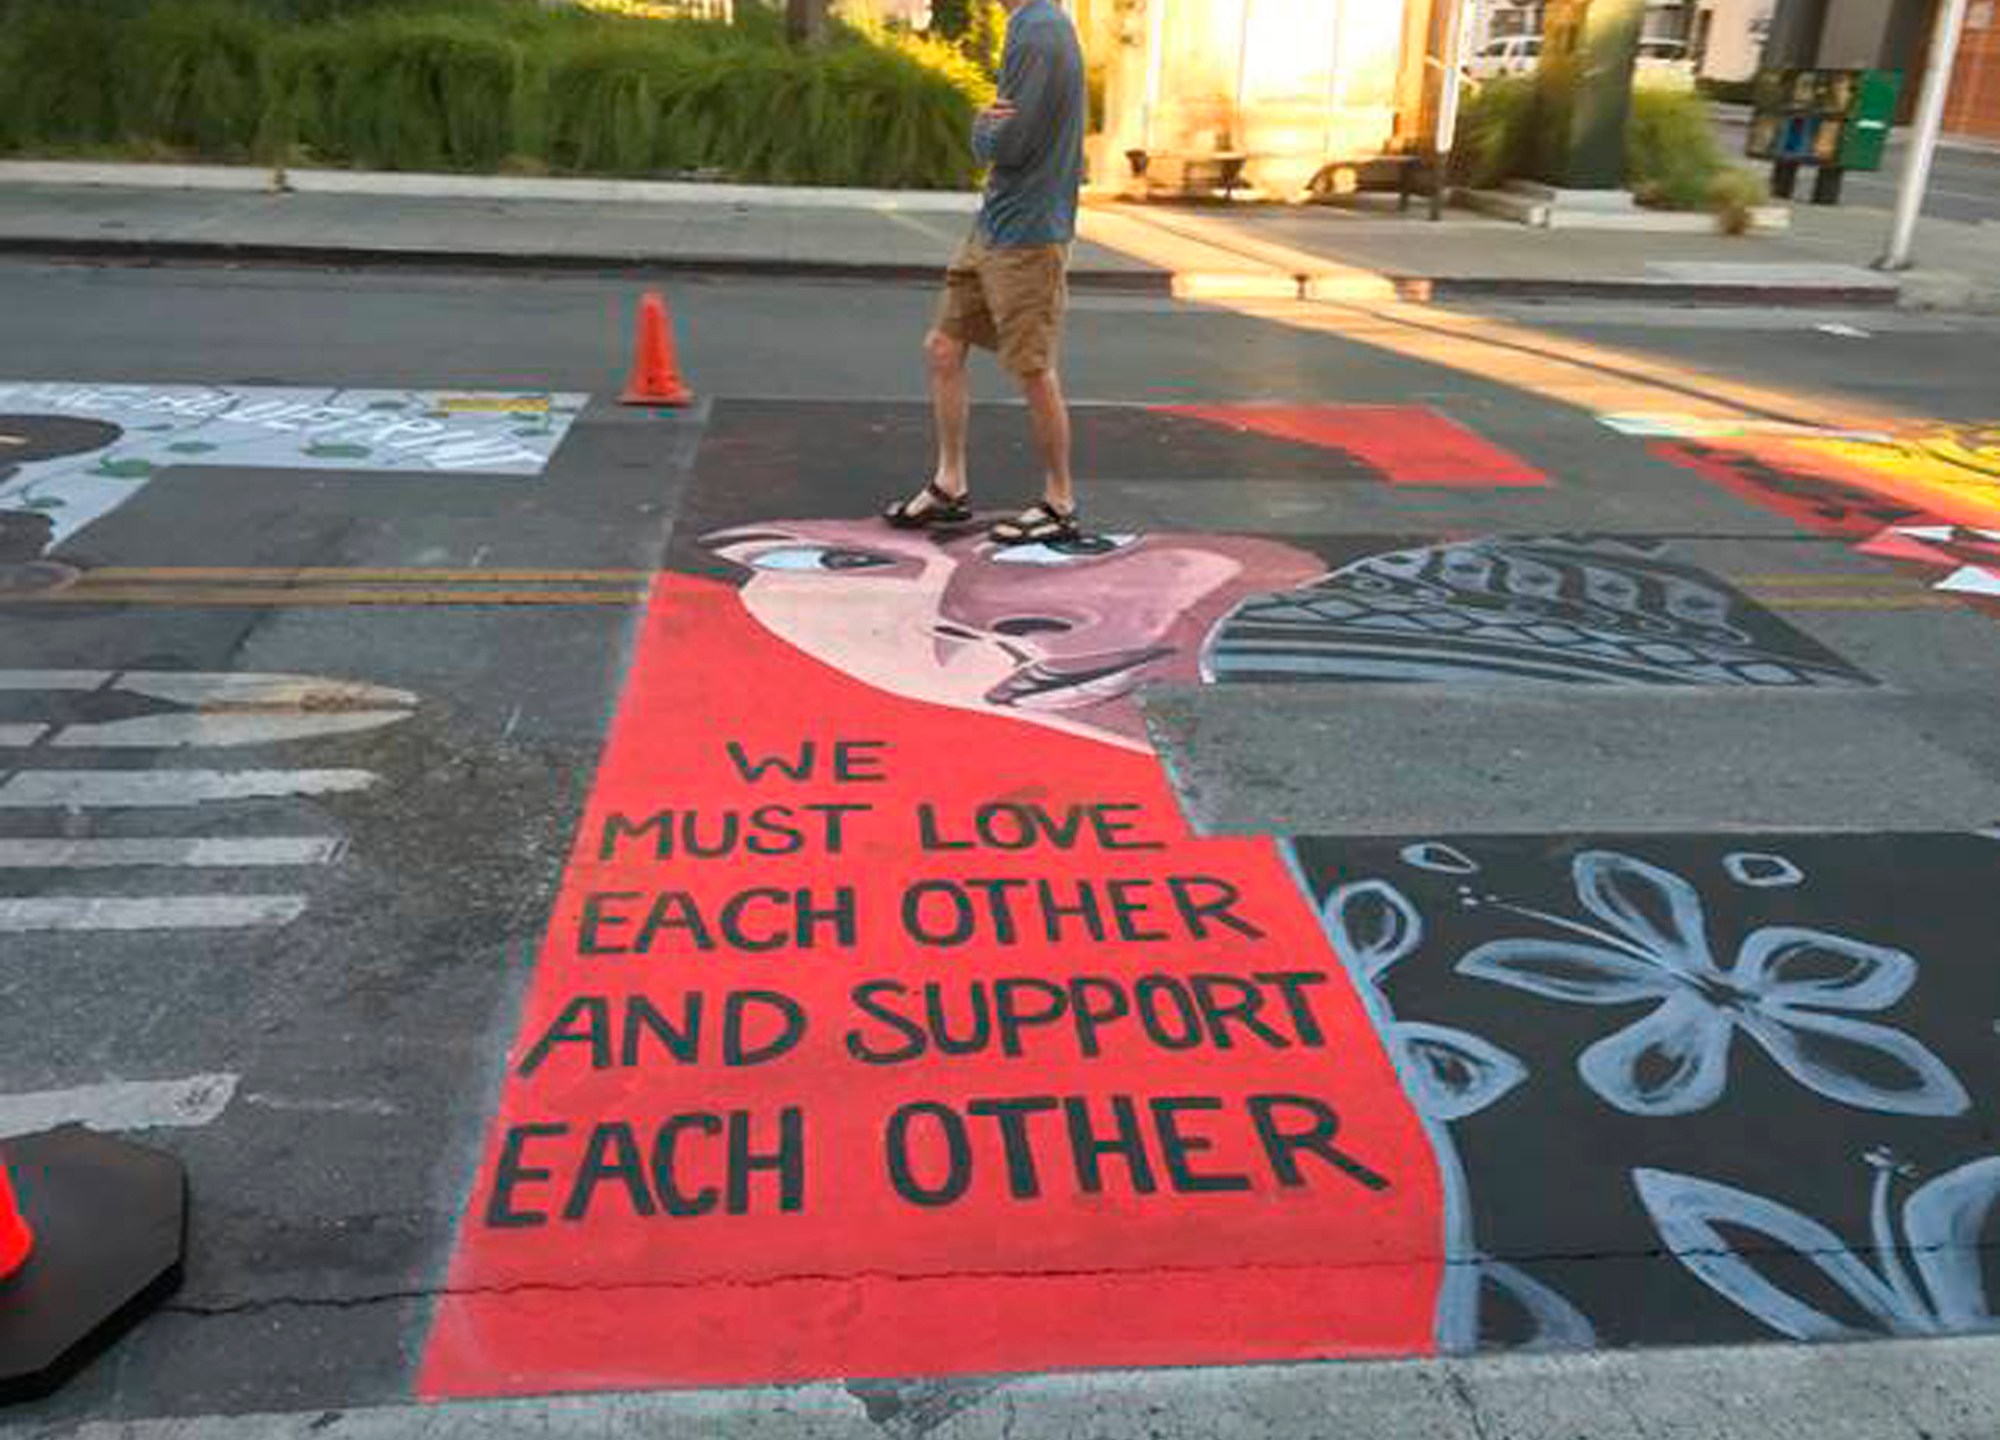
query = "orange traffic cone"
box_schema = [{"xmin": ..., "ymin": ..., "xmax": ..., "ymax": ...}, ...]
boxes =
[
  {"xmin": 0, "ymin": 1156, "xmax": 29, "ymax": 1282},
  {"xmin": 620, "ymin": 291, "xmax": 693, "ymax": 407}
]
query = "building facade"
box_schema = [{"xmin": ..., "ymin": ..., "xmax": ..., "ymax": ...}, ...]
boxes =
[
  {"xmin": 1692, "ymin": 0, "xmax": 1777, "ymax": 81},
  {"xmin": 1084, "ymin": 0, "xmax": 1447, "ymax": 195}
]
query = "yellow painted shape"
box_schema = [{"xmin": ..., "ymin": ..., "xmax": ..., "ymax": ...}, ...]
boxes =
[{"xmin": 433, "ymin": 396, "xmax": 552, "ymax": 414}]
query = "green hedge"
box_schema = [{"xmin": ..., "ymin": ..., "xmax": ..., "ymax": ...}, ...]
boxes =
[
  {"xmin": 1453, "ymin": 75, "xmax": 1763, "ymax": 221},
  {"xmin": 0, "ymin": 0, "xmax": 983, "ymax": 188}
]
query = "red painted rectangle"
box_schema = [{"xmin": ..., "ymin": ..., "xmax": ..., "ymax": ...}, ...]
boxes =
[
  {"xmin": 1165, "ymin": 405, "xmax": 1550, "ymax": 488},
  {"xmin": 419, "ymin": 574, "xmax": 1443, "ymax": 1398}
]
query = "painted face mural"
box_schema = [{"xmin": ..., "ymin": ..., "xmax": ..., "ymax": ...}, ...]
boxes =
[
  {"xmin": 0, "ymin": 415, "xmax": 124, "ymax": 562},
  {"xmin": 419, "ymin": 401, "xmax": 1995, "ymax": 1404},
  {"xmin": 704, "ymin": 520, "xmax": 1325, "ymax": 748},
  {"xmin": 705, "ymin": 524, "xmax": 1873, "ymax": 751},
  {"xmin": 0, "ymin": 414, "xmax": 125, "ymax": 484}
]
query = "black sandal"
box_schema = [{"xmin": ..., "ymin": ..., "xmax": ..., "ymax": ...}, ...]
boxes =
[
  {"xmin": 989, "ymin": 500, "xmax": 1080, "ymax": 547},
  {"xmin": 884, "ymin": 482, "xmax": 972, "ymax": 530}
]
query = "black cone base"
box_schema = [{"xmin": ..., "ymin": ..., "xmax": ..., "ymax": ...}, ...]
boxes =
[{"xmin": 0, "ymin": 1126, "xmax": 187, "ymax": 1404}]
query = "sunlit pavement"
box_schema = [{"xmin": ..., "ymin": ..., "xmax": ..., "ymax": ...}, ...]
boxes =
[{"xmin": 3, "ymin": 258, "xmax": 2000, "ymax": 1437}]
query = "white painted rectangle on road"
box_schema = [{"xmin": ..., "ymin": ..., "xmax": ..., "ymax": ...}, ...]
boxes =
[
  {"xmin": 0, "ymin": 769, "xmax": 377, "ymax": 808},
  {"xmin": 0, "ymin": 895, "xmax": 309, "ymax": 931},
  {"xmin": 0, "ymin": 1073, "xmax": 238, "ymax": 1139},
  {"xmin": 0, "ymin": 671, "xmax": 112, "ymax": 691},
  {"xmin": 0, "ymin": 837, "xmax": 344, "ymax": 868}
]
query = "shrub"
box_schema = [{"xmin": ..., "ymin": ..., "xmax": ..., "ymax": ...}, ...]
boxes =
[
  {"xmin": 273, "ymin": 10, "xmax": 526, "ymax": 171},
  {"xmin": 1710, "ymin": 165, "xmax": 1767, "ymax": 234},
  {"xmin": 0, "ymin": 2, "xmax": 127, "ymax": 150},
  {"xmin": 1453, "ymin": 74, "xmax": 1752, "ymax": 224},
  {"xmin": 1451, "ymin": 76, "xmax": 1536, "ymax": 189},
  {"xmin": 1626, "ymin": 82, "xmax": 1728, "ymax": 210},
  {"xmin": 119, "ymin": 0, "xmax": 272, "ymax": 158},
  {"xmin": 0, "ymin": 0, "xmax": 984, "ymax": 187}
]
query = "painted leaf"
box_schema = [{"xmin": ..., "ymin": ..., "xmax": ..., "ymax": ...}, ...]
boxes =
[
  {"xmin": 1906, "ymin": 1157, "xmax": 2000, "ymax": 1328},
  {"xmin": 1733, "ymin": 926, "xmax": 1916, "ymax": 1011},
  {"xmin": 1478, "ymin": 1260, "xmax": 1597, "ymax": 1351},
  {"xmin": 305, "ymin": 443, "xmax": 371, "ymax": 459},
  {"xmin": 1395, "ymin": 1022, "xmax": 1528, "ymax": 1122},
  {"xmin": 1634, "ymin": 1167, "xmax": 1911, "ymax": 1339},
  {"xmin": 1579, "ymin": 995, "xmax": 1732, "ymax": 1115},
  {"xmin": 1324, "ymin": 880, "xmax": 1422, "ymax": 981},
  {"xmin": 91, "ymin": 458, "xmax": 154, "ymax": 479},
  {"xmin": 167, "ymin": 441, "xmax": 220, "ymax": 455},
  {"xmin": 1457, "ymin": 938, "xmax": 1666, "ymax": 1005},
  {"xmin": 1573, "ymin": 850, "xmax": 1719, "ymax": 977},
  {"xmin": 1740, "ymin": 1009, "xmax": 1970, "ymax": 1118}
]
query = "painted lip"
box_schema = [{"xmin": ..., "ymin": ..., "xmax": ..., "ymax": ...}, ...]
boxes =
[{"xmin": 985, "ymin": 646, "xmax": 1172, "ymax": 710}]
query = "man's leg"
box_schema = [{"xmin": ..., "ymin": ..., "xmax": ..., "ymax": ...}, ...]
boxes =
[
  {"xmin": 926, "ymin": 327, "xmax": 972, "ymax": 498},
  {"xmin": 1017, "ymin": 366, "xmax": 1074, "ymax": 515}
]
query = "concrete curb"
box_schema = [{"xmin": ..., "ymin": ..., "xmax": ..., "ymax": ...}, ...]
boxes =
[
  {"xmin": 1411, "ymin": 275, "xmax": 1905, "ymax": 306},
  {"xmin": 17, "ymin": 1333, "xmax": 2000, "ymax": 1439},
  {"xmin": 0, "ymin": 235, "xmax": 1174, "ymax": 295},
  {"xmin": 0, "ymin": 160, "xmax": 983, "ymax": 212},
  {"xmin": 0, "ymin": 234, "xmax": 1916, "ymax": 307}
]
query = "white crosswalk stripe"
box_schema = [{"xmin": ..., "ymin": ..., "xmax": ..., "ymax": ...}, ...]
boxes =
[
  {"xmin": 0, "ymin": 669, "xmax": 410, "ymax": 935},
  {"xmin": 0, "ymin": 836, "xmax": 345, "ymax": 868},
  {"xmin": 0, "ymin": 896, "xmax": 311, "ymax": 931},
  {"xmin": 0, "ymin": 768, "xmax": 378, "ymax": 808},
  {"xmin": 0, "ymin": 1073, "xmax": 239, "ymax": 1138}
]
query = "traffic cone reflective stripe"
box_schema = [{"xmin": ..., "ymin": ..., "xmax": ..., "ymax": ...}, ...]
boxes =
[
  {"xmin": 620, "ymin": 291, "xmax": 693, "ymax": 407},
  {"xmin": 0, "ymin": 1152, "xmax": 32, "ymax": 1282}
]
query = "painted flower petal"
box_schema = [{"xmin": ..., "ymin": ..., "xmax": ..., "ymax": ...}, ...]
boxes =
[
  {"xmin": 1578, "ymin": 995, "xmax": 1732, "ymax": 1115},
  {"xmin": 1458, "ymin": 938, "xmax": 1671, "ymax": 1005},
  {"xmin": 1734, "ymin": 926, "xmax": 1916, "ymax": 1011},
  {"xmin": 1395, "ymin": 1022, "xmax": 1529, "ymax": 1122},
  {"xmin": 1634, "ymin": 1167, "xmax": 1911, "ymax": 1338},
  {"xmin": 1573, "ymin": 849, "xmax": 1720, "ymax": 977},
  {"xmin": 1325, "ymin": 879, "xmax": 1423, "ymax": 981},
  {"xmin": 1741, "ymin": 1009, "xmax": 1970, "ymax": 1117},
  {"xmin": 1905, "ymin": 1157, "xmax": 2000, "ymax": 1328}
]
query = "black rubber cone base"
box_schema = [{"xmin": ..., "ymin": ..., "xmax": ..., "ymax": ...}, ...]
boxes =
[{"xmin": 0, "ymin": 1125, "xmax": 187, "ymax": 1403}]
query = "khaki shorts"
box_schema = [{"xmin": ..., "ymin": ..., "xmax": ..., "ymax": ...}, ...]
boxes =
[{"xmin": 932, "ymin": 234, "xmax": 1070, "ymax": 376}]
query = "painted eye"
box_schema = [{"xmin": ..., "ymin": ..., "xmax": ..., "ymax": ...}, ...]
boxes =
[
  {"xmin": 990, "ymin": 534, "xmax": 1137, "ymax": 565},
  {"xmin": 744, "ymin": 546, "xmax": 896, "ymax": 573}
]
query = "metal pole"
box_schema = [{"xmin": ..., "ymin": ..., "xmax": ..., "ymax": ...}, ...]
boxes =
[
  {"xmin": 1143, "ymin": 0, "xmax": 1166, "ymax": 151},
  {"xmin": 1435, "ymin": 0, "xmax": 1472, "ymax": 158},
  {"xmin": 1234, "ymin": 0, "xmax": 1254, "ymax": 146},
  {"xmin": 1879, "ymin": 0, "xmax": 1970, "ymax": 271}
]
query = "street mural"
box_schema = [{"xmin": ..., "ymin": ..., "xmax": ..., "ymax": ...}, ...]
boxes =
[
  {"xmin": 1291, "ymin": 834, "xmax": 1998, "ymax": 1351},
  {"xmin": 0, "ymin": 382, "xmax": 587, "ymax": 550},
  {"xmin": 418, "ymin": 401, "xmax": 1975, "ymax": 1400},
  {"xmin": 1608, "ymin": 415, "xmax": 2000, "ymax": 614}
]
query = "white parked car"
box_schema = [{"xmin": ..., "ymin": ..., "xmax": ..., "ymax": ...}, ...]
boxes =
[
  {"xmin": 1465, "ymin": 34, "xmax": 1542, "ymax": 80},
  {"xmin": 1465, "ymin": 34, "xmax": 1696, "ymax": 87},
  {"xmin": 1636, "ymin": 38, "xmax": 1698, "ymax": 88}
]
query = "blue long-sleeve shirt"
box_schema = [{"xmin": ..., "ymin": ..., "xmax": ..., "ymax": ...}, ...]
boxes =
[{"xmin": 971, "ymin": 0, "xmax": 1085, "ymax": 246}]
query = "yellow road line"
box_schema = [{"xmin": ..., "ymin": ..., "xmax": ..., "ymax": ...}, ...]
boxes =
[
  {"xmin": 19, "ymin": 588, "xmax": 645, "ymax": 607},
  {"xmin": 1731, "ymin": 574, "xmax": 1932, "ymax": 587},
  {"xmin": 79, "ymin": 567, "xmax": 654, "ymax": 584},
  {"xmin": 1759, "ymin": 597, "xmax": 1962, "ymax": 610}
]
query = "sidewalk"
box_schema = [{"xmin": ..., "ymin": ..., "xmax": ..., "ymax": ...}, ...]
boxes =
[{"xmin": 0, "ymin": 160, "xmax": 1994, "ymax": 309}]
